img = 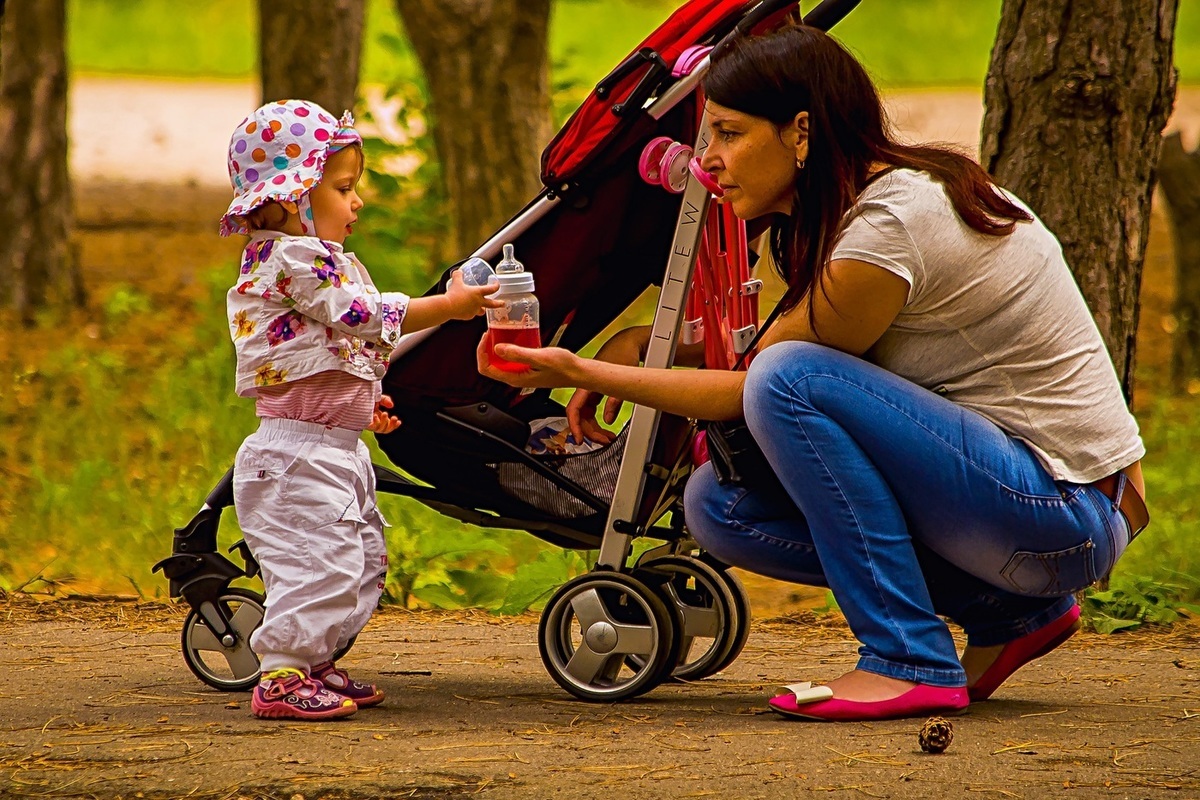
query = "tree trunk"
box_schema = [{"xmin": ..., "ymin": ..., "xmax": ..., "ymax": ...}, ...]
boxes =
[
  {"xmin": 1157, "ymin": 132, "xmax": 1200, "ymax": 394},
  {"xmin": 394, "ymin": 0, "xmax": 553, "ymax": 259},
  {"xmin": 980, "ymin": 0, "xmax": 1178, "ymax": 401},
  {"xmin": 259, "ymin": 0, "xmax": 365, "ymax": 115},
  {"xmin": 0, "ymin": 0, "xmax": 82, "ymax": 323}
]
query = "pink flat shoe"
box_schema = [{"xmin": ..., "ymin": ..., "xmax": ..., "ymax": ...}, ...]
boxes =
[
  {"xmin": 967, "ymin": 604, "xmax": 1081, "ymax": 701},
  {"xmin": 768, "ymin": 682, "xmax": 969, "ymax": 721}
]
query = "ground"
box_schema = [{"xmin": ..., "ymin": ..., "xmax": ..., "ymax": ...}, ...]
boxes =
[
  {"xmin": 8, "ymin": 81, "xmax": 1198, "ymax": 800},
  {"xmin": 2, "ymin": 597, "xmax": 1199, "ymax": 800}
]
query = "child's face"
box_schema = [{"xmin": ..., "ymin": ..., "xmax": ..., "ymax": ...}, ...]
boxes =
[{"xmin": 309, "ymin": 146, "xmax": 365, "ymax": 245}]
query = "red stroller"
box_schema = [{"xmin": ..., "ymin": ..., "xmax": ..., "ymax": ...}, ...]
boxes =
[{"xmin": 156, "ymin": 0, "xmax": 862, "ymax": 702}]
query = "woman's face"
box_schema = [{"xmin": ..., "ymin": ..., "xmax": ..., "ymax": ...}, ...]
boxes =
[{"xmin": 699, "ymin": 102, "xmax": 806, "ymax": 219}]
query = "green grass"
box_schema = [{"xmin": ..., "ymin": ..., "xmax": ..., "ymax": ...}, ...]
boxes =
[
  {"xmin": 2, "ymin": 238, "xmax": 1197, "ymax": 616},
  {"xmin": 67, "ymin": 0, "xmax": 1200, "ymax": 88},
  {"xmin": 0, "ymin": 270, "xmax": 589, "ymax": 608},
  {"xmin": 64, "ymin": 0, "xmax": 674, "ymax": 85},
  {"xmin": 1113, "ymin": 398, "xmax": 1200, "ymax": 585},
  {"xmin": 1, "ymin": 235, "xmax": 1196, "ymax": 618}
]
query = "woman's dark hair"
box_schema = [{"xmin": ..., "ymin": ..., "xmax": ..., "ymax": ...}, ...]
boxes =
[{"xmin": 703, "ymin": 25, "xmax": 1031, "ymax": 317}]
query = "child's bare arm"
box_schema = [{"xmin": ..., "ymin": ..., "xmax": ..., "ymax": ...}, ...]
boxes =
[{"xmin": 400, "ymin": 270, "xmax": 502, "ymax": 334}]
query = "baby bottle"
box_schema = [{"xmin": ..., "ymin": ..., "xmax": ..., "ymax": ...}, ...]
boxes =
[{"xmin": 486, "ymin": 243, "xmax": 541, "ymax": 373}]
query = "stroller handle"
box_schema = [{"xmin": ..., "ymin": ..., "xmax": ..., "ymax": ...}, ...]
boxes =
[
  {"xmin": 803, "ymin": 0, "xmax": 863, "ymax": 31},
  {"xmin": 718, "ymin": 0, "xmax": 862, "ymax": 59},
  {"xmin": 733, "ymin": 0, "xmax": 797, "ymax": 36}
]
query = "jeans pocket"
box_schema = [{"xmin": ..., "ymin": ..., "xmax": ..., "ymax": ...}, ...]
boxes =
[{"xmin": 1000, "ymin": 541, "xmax": 1097, "ymax": 596}]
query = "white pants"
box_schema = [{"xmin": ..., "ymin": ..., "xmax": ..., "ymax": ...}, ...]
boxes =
[{"xmin": 232, "ymin": 418, "xmax": 388, "ymax": 673}]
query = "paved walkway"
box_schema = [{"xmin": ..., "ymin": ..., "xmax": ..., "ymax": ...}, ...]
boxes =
[{"xmin": 69, "ymin": 75, "xmax": 1200, "ymax": 189}]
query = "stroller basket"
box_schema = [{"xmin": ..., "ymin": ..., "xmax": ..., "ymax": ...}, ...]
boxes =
[{"xmin": 492, "ymin": 426, "xmax": 629, "ymax": 519}]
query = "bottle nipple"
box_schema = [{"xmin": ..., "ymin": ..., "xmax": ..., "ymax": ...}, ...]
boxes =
[{"xmin": 496, "ymin": 243, "xmax": 524, "ymax": 274}]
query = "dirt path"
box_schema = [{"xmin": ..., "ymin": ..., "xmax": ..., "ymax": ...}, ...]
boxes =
[{"xmin": 3, "ymin": 598, "xmax": 1199, "ymax": 800}]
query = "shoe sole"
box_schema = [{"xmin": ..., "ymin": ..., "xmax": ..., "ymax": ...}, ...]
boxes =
[
  {"xmin": 773, "ymin": 703, "xmax": 969, "ymax": 722},
  {"xmin": 968, "ymin": 609, "xmax": 1082, "ymax": 702},
  {"xmin": 252, "ymin": 702, "xmax": 358, "ymax": 720},
  {"xmin": 350, "ymin": 693, "xmax": 385, "ymax": 708}
]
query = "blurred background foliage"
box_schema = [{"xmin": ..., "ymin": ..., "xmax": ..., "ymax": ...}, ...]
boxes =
[
  {"xmin": 2, "ymin": 0, "xmax": 1197, "ymax": 629},
  {"xmin": 63, "ymin": 0, "xmax": 1200, "ymax": 90}
]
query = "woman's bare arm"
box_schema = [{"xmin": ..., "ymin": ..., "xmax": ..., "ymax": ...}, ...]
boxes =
[
  {"xmin": 562, "ymin": 325, "xmax": 707, "ymax": 442},
  {"xmin": 478, "ymin": 258, "xmax": 907, "ymax": 423},
  {"xmin": 477, "ymin": 334, "xmax": 748, "ymax": 421},
  {"xmin": 758, "ymin": 258, "xmax": 909, "ymax": 355}
]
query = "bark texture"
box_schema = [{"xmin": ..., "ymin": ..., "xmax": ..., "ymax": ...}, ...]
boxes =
[
  {"xmin": 394, "ymin": 0, "xmax": 553, "ymax": 258},
  {"xmin": 980, "ymin": 0, "xmax": 1178, "ymax": 399},
  {"xmin": 0, "ymin": 0, "xmax": 82, "ymax": 322},
  {"xmin": 1157, "ymin": 132, "xmax": 1200, "ymax": 393},
  {"xmin": 259, "ymin": 0, "xmax": 365, "ymax": 114}
]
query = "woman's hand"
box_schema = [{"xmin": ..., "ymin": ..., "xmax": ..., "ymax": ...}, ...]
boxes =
[
  {"xmin": 368, "ymin": 394, "xmax": 401, "ymax": 434},
  {"xmin": 479, "ymin": 328, "xmax": 749, "ymax": 424},
  {"xmin": 564, "ymin": 390, "xmax": 618, "ymax": 445},
  {"xmin": 476, "ymin": 332, "xmax": 584, "ymax": 389},
  {"xmin": 561, "ymin": 326, "xmax": 649, "ymax": 445}
]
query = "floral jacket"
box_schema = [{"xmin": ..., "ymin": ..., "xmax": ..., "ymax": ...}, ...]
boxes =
[{"xmin": 227, "ymin": 231, "xmax": 409, "ymax": 398}]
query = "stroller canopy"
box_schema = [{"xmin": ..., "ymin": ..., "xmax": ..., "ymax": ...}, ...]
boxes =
[{"xmin": 542, "ymin": 0, "xmax": 797, "ymax": 186}]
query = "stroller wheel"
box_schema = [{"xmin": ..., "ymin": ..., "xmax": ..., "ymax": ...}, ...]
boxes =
[
  {"xmin": 180, "ymin": 587, "xmax": 265, "ymax": 692},
  {"xmin": 628, "ymin": 556, "xmax": 739, "ymax": 682},
  {"xmin": 332, "ymin": 635, "xmax": 356, "ymax": 664},
  {"xmin": 659, "ymin": 142, "xmax": 694, "ymax": 194},
  {"xmin": 698, "ymin": 559, "xmax": 752, "ymax": 677},
  {"xmin": 638, "ymin": 136, "xmax": 675, "ymax": 185},
  {"xmin": 538, "ymin": 571, "xmax": 681, "ymax": 702}
]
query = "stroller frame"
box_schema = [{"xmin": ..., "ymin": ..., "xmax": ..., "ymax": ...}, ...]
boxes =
[{"xmin": 155, "ymin": 0, "xmax": 862, "ymax": 702}]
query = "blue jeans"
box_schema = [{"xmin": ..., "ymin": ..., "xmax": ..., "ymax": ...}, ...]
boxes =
[{"xmin": 685, "ymin": 342, "xmax": 1132, "ymax": 687}]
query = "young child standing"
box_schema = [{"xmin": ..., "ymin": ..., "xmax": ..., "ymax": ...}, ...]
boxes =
[{"xmin": 220, "ymin": 99, "xmax": 499, "ymax": 721}]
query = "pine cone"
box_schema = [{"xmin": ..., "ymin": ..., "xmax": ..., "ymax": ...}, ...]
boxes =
[{"xmin": 918, "ymin": 716, "xmax": 954, "ymax": 753}]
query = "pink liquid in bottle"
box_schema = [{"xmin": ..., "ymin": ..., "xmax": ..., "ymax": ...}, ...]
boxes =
[{"xmin": 487, "ymin": 326, "xmax": 542, "ymax": 372}]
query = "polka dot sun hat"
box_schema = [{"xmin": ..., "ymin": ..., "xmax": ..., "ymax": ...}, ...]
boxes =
[{"xmin": 220, "ymin": 99, "xmax": 362, "ymax": 237}]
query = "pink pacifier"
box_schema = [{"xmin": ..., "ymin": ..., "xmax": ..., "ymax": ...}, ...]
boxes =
[
  {"xmin": 688, "ymin": 157, "xmax": 724, "ymax": 197},
  {"xmin": 639, "ymin": 137, "xmax": 695, "ymax": 195}
]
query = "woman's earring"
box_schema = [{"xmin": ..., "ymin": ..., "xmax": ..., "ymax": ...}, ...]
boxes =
[{"xmin": 796, "ymin": 158, "xmax": 806, "ymax": 170}]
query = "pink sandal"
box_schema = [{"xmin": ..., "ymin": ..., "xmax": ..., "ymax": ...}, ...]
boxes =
[
  {"xmin": 311, "ymin": 661, "xmax": 385, "ymax": 708},
  {"xmin": 251, "ymin": 668, "xmax": 357, "ymax": 721}
]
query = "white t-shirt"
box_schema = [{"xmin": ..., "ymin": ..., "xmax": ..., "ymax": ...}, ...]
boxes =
[{"xmin": 830, "ymin": 169, "xmax": 1143, "ymax": 483}]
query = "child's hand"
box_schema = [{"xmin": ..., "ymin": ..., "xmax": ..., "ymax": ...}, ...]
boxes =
[
  {"xmin": 443, "ymin": 268, "xmax": 503, "ymax": 321},
  {"xmin": 368, "ymin": 394, "xmax": 401, "ymax": 434}
]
